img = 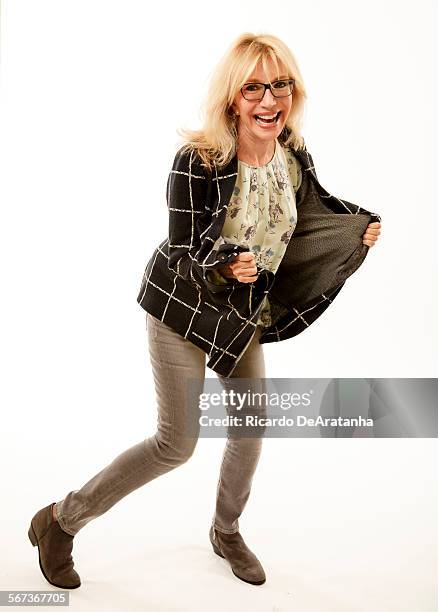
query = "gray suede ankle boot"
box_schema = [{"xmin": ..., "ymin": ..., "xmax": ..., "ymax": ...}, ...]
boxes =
[
  {"xmin": 209, "ymin": 525, "xmax": 266, "ymax": 585},
  {"xmin": 28, "ymin": 502, "xmax": 81, "ymax": 589}
]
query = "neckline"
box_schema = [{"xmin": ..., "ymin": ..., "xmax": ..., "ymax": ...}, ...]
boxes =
[{"xmin": 238, "ymin": 139, "xmax": 278, "ymax": 169}]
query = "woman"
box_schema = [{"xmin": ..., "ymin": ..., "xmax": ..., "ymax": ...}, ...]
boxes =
[{"xmin": 28, "ymin": 32, "xmax": 381, "ymax": 590}]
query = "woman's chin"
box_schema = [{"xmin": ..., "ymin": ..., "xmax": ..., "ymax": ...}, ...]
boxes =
[{"xmin": 251, "ymin": 124, "xmax": 283, "ymax": 140}]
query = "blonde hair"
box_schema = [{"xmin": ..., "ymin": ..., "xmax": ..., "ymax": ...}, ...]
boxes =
[{"xmin": 177, "ymin": 32, "xmax": 307, "ymax": 171}]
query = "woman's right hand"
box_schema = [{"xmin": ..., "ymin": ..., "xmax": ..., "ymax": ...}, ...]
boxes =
[{"xmin": 217, "ymin": 252, "xmax": 259, "ymax": 283}]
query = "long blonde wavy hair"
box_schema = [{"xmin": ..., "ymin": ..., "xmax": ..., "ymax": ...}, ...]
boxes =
[{"xmin": 177, "ymin": 32, "xmax": 307, "ymax": 171}]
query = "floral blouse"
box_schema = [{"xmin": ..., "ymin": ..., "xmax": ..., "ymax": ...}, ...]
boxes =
[{"xmin": 208, "ymin": 138, "xmax": 303, "ymax": 328}]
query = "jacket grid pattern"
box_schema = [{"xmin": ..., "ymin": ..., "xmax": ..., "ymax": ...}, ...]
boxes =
[{"xmin": 137, "ymin": 134, "xmax": 381, "ymax": 377}]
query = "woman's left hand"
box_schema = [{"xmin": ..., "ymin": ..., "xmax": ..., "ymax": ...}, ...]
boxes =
[{"xmin": 362, "ymin": 222, "xmax": 381, "ymax": 247}]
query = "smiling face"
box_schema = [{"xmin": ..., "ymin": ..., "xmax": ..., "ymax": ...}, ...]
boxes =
[{"xmin": 231, "ymin": 57, "xmax": 293, "ymax": 147}]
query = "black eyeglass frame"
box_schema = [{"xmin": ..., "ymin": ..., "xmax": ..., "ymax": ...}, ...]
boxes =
[{"xmin": 240, "ymin": 78, "xmax": 295, "ymax": 101}]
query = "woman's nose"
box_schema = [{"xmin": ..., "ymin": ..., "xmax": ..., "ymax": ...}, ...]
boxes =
[{"xmin": 260, "ymin": 87, "xmax": 277, "ymax": 105}]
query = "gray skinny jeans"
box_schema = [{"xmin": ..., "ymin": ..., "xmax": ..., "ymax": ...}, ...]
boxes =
[{"xmin": 55, "ymin": 312, "xmax": 266, "ymax": 537}]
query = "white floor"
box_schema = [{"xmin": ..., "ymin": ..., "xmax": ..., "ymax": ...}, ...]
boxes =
[{"xmin": 3, "ymin": 437, "xmax": 438, "ymax": 612}]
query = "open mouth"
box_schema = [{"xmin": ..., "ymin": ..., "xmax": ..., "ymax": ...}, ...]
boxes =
[{"xmin": 254, "ymin": 111, "xmax": 281, "ymax": 126}]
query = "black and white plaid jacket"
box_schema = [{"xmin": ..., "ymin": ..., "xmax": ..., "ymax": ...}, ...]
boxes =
[{"xmin": 137, "ymin": 130, "xmax": 381, "ymax": 377}]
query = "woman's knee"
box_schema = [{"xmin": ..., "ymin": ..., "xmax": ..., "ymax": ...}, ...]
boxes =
[{"xmin": 153, "ymin": 432, "xmax": 198, "ymax": 466}]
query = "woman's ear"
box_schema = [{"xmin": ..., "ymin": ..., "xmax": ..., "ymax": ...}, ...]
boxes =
[{"xmin": 229, "ymin": 100, "xmax": 239, "ymax": 116}]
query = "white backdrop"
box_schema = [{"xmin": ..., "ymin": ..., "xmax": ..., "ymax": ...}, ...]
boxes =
[{"xmin": 1, "ymin": 1, "xmax": 437, "ymax": 611}]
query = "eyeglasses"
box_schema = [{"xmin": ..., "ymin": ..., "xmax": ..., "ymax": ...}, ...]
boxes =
[{"xmin": 241, "ymin": 79, "xmax": 295, "ymax": 101}]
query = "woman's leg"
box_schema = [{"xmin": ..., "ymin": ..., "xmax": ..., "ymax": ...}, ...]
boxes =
[
  {"xmin": 54, "ymin": 313, "xmax": 206, "ymax": 536},
  {"xmin": 211, "ymin": 325, "xmax": 267, "ymax": 534}
]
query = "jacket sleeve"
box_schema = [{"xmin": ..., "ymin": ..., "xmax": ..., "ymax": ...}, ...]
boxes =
[{"xmin": 166, "ymin": 147, "xmax": 247, "ymax": 288}]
